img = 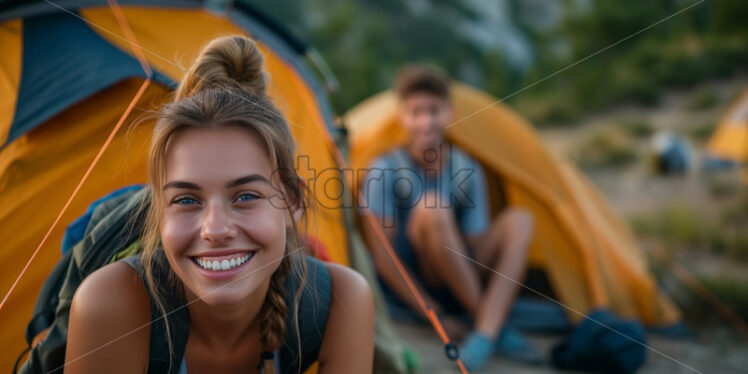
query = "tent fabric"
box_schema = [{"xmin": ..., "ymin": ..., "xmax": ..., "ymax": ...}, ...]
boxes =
[
  {"xmin": 344, "ymin": 82, "xmax": 681, "ymax": 327},
  {"xmin": 707, "ymin": 89, "xmax": 748, "ymax": 163},
  {"xmin": 4, "ymin": 11, "xmax": 173, "ymax": 147},
  {"xmin": 0, "ymin": 18, "xmax": 21, "ymax": 146},
  {"xmin": 0, "ymin": 78, "xmax": 165, "ymax": 367},
  {"xmin": 0, "ymin": 3, "xmax": 349, "ymax": 369}
]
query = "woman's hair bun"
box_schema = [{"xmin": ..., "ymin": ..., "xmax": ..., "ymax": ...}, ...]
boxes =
[{"xmin": 175, "ymin": 35, "xmax": 268, "ymax": 101}]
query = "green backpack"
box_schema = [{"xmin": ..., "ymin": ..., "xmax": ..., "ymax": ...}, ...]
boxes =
[{"xmin": 14, "ymin": 186, "xmax": 332, "ymax": 374}]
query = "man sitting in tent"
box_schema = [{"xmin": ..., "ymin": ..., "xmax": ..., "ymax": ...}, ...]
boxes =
[{"xmin": 360, "ymin": 65, "xmax": 541, "ymax": 369}]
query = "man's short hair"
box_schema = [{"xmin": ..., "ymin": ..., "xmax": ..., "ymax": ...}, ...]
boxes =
[{"xmin": 394, "ymin": 64, "xmax": 450, "ymax": 100}]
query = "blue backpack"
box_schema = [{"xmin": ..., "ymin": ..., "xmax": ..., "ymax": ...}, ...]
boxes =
[{"xmin": 551, "ymin": 309, "xmax": 647, "ymax": 374}]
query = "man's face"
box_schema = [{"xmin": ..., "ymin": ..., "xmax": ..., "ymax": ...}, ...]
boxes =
[{"xmin": 398, "ymin": 92, "xmax": 453, "ymax": 157}]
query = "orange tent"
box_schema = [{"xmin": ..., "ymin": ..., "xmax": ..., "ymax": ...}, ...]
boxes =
[
  {"xmin": 707, "ymin": 88, "xmax": 748, "ymax": 163},
  {"xmin": 345, "ymin": 83, "xmax": 682, "ymax": 327},
  {"xmin": 0, "ymin": 2, "xmax": 348, "ymax": 369}
]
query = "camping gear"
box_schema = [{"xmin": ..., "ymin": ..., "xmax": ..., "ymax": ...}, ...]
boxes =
[
  {"xmin": 551, "ymin": 309, "xmax": 647, "ymax": 374},
  {"xmin": 0, "ymin": 1, "xmax": 406, "ymax": 372},
  {"xmin": 344, "ymin": 82, "xmax": 682, "ymax": 329},
  {"xmin": 705, "ymin": 88, "xmax": 748, "ymax": 183},
  {"xmin": 459, "ymin": 332, "xmax": 493, "ymax": 371},
  {"xmin": 706, "ymin": 88, "xmax": 748, "ymax": 165},
  {"xmin": 650, "ymin": 131, "xmax": 693, "ymax": 176},
  {"xmin": 493, "ymin": 324, "xmax": 543, "ymax": 365}
]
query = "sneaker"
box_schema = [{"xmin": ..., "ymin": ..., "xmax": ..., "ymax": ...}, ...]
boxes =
[
  {"xmin": 459, "ymin": 332, "xmax": 492, "ymax": 371},
  {"xmin": 494, "ymin": 324, "xmax": 543, "ymax": 365}
]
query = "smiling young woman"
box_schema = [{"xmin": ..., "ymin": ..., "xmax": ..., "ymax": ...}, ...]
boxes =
[{"xmin": 64, "ymin": 36, "xmax": 374, "ymax": 374}]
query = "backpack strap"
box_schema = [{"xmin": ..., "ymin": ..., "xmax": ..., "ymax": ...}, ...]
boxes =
[
  {"xmin": 121, "ymin": 255, "xmax": 189, "ymax": 374},
  {"xmin": 280, "ymin": 256, "xmax": 332, "ymax": 373}
]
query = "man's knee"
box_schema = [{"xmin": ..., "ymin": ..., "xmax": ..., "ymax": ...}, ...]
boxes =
[
  {"xmin": 407, "ymin": 193, "xmax": 455, "ymax": 252},
  {"xmin": 411, "ymin": 192, "xmax": 453, "ymax": 227}
]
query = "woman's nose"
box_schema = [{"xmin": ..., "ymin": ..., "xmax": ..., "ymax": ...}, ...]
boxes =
[{"xmin": 200, "ymin": 202, "xmax": 237, "ymax": 246}]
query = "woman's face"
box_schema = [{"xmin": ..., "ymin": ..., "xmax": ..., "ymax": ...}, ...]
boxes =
[{"xmin": 160, "ymin": 126, "xmax": 290, "ymax": 306}]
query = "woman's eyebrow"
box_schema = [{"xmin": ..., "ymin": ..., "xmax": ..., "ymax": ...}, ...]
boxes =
[
  {"xmin": 228, "ymin": 174, "xmax": 269, "ymax": 188},
  {"xmin": 164, "ymin": 181, "xmax": 201, "ymax": 190},
  {"xmin": 163, "ymin": 175, "xmax": 268, "ymax": 190}
]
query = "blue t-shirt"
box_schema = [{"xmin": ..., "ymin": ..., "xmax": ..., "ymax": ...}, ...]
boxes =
[{"xmin": 361, "ymin": 145, "xmax": 489, "ymax": 237}]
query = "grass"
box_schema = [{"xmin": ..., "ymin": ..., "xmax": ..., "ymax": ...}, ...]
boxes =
[
  {"xmin": 630, "ymin": 203, "xmax": 711, "ymax": 251},
  {"xmin": 574, "ymin": 129, "xmax": 639, "ymax": 169},
  {"xmin": 688, "ymin": 91, "xmax": 720, "ymax": 111},
  {"xmin": 679, "ymin": 275, "xmax": 748, "ymax": 327},
  {"xmin": 637, "ymin": 197, "xmax": 748, "ymax": 328},
  {"xmin": 707, "ymin": 175, "xmax": 740, "ymax": 197},
  {"xmin": 620, "ymin": 118, "xmax": 654, "ymax": 138},
  {"xmin": 690, "ymin": 122, "xmax": 716, "ymax": 142},
  {"xmin": 720, "ymin": 197, "xmax": 748, "ymax": 261},
  {"xmin": 631, "ymin": 196, "xmax": 748, "ymax": 261}
]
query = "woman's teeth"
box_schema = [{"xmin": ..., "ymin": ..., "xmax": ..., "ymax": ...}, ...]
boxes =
[{"xmin": 194, "ymin": 253, "xmax": 253, "ymax": 271}]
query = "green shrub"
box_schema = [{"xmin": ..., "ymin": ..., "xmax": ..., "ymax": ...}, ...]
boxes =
[
  {"xmin": 689, "ymin": 91, "xmax": 719, "ymax": 111},
  {"xmin": 629, "ymin": 215, "xmax": 657, "ymax": 236},
  {"xmin": 720, "ymin": 197, "xmax": 748, "ymax": 224},
  {"xmin": 707, "ymin": 176, "xmax": 739, "ymax": 197},
  {"xmin": 575, "ymin": 130, "xmax": 638, "ymax": 169},
  {"xmin": 700, "ymin": 276, "xmax": 748, "ymax": 322},
  {"xmin": 620, "ymin": 118, "xmax": 654, "ymax": 138},
  {"xmin": 690, "ymin": 122, "xmax": 715, "ymax": 142},
  {"xmin": 732, "ymin": 234, "xmax": 748, "ymax": 262},
  {"xmin": 678, "ymin": 274, "xmax": 748, "ymax": 327},
  {"xmin": 632, "ymin": 197, "xmax": 748, "ymax": 262},
  {"xmin": 660, "ymin": 203, "xmax": 705, "ymax": 244}
]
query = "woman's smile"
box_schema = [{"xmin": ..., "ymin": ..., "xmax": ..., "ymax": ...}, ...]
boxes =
[{"xmin": 189, "ymin": 249, "xmax": 259, "ymax": 280}]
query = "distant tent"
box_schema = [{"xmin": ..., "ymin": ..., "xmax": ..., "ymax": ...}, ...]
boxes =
[
  {"xmin": 0, "ymin": 1, "xmax": 351, "ymax": 368},
  {"xmin": 706, "ymin": 89, "xmax": 748, "ymax": 164},
  {"xmin": 650, "ymin": 131, "xmax": 693, "ymax": 176},
  {"xmin": 345, "ymin": 83, "xmax": 682, "ymax": 327}
]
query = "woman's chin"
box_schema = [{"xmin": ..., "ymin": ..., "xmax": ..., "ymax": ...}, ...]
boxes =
[
  {"xmin": 180, "ymin": 264, "xmax": 262, "ymax": 307},
  {"xmin": 191, "ymin": 284, "xmax": 257, "ymax": 307},
  {"xmin": 172, "ymin": 251, "xmax": 280, "ymax": 307}
]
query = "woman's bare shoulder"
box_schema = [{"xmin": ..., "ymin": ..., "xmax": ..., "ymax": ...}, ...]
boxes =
[
  {"xmin": 65, "ymin": 261, "xmax": 151, "ymax": 373},
  {"xmin": 72, "ymin": 261, "xmax": 151, "ymax": 318},
  {"xmin": 323, "ymin": 262, "xmax": 372, "ymax": 300}
]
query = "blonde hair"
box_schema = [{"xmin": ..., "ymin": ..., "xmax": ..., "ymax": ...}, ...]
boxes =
[{"xmin": 139, "ymin": 35, "xmax": 309, "ymax": 373}]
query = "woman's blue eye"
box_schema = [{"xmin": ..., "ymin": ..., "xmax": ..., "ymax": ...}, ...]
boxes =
[
  {"xmin": 174, "ymin": 197, "xmax": 198, "ymax": 205},
  {"xmin": 237, "ymin": 193, "xmax": 258, "ymax": 202}
]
